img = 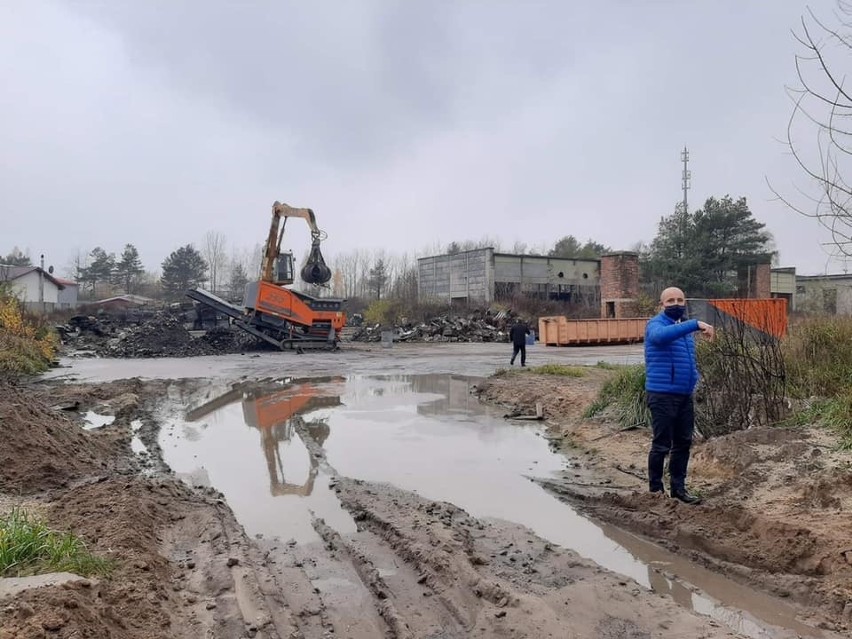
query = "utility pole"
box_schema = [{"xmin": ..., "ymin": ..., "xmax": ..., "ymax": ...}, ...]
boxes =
[
  {"xmin": 39, "ymin": 253, "xmax": 45, "ymax": 313},
  {"xmin": 677, "ymin": 147, "xmax": 692, "ymax": 258}
]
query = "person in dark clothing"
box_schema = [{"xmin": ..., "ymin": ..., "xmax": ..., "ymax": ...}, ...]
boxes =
[
  {"xmin": 644, "ymin": 287, "xmax": 714, "ymax": 505},
  {"xmin": 509, "ymin": 320, "xmax": 530, "ymax": 366}
]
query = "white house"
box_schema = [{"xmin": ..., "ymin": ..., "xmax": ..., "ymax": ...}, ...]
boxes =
[
  {"xmin": 0, "ymin": 265, "xmax": 66, "ymax": 313},
  {"xmin": 55, "ymin": 277, "xmax": 79, "ymax": 308}
]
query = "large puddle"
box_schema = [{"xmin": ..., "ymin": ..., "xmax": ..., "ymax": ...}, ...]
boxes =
[{"xmin": 161, "ymin": 374, "xmax": 828, "ymax": 639}]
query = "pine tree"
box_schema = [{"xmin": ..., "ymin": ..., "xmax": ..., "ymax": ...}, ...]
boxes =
[
  {"xmin": 161, "ymin": 245, "xmax": 208, "ymax": 299},
  {"xmin": 643, "ymin": 196, "xmax": 772, "ymax": 297},
  {"xmin": 114, "ymin": 244, "xmax": 145, "ymax": 294}
]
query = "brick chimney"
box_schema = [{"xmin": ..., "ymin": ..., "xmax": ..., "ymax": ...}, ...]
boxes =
[{"xmin": 600, "ymin": 252, "xmax": 640, "ymax": 318}]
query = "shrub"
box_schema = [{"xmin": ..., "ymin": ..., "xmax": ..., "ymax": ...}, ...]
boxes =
[
  {"xmin": 363, "ymin": 299, "xmax": 404, "ymax": 326},
  {"xmin": 584, "ymin": 365, "xmax": 651, "ymax": 428},
  {"xmin": 694, "ymin": 324, "xmax": 787, "ymax": 437},
  {"xmin": 784, "ymin": 316, "xmax": 852, "ymax": 399},
  {"xmin": 0, "ymin": 292, "xmax": 57, "ymax": 379}
]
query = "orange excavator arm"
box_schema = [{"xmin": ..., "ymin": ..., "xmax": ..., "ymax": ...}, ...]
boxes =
[{"xmin": 261, "ymin": 201, "xmax": 326, "ymax": 284}]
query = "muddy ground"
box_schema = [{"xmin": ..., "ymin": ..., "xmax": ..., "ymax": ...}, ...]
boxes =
[
  {"xmin": 0, "ymin": 343, "xmax": 848, "ymax": 638},
  {"xmin": 0, "ymin": 375, "xmax": 740, "ymax": 639},
  {"xmin": 476, "ymin": 369, "xmax": 852, "ymax": 632}
]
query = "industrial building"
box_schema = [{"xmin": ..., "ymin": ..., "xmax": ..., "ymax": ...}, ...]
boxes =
[
  {"xmin": 417, "ymin": 248, "xmax": 600, "ymax": 306},
  {"xmin": 417, "ymin": 248, "xmax": 816, "ymax": 317}
]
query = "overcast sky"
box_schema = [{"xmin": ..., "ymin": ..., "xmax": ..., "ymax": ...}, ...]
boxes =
[{"xmin": 1, "ymin": 0, "xmax": 847, "ymax": 276}]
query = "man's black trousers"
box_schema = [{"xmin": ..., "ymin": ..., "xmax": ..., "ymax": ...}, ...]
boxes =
[
  {"xmin": 511, "ymin": 343, "xmax": 526, "ymax": 366},
  {"xmin": 646, "ymin": 392, "xmax": 694, "ymax": 493}
]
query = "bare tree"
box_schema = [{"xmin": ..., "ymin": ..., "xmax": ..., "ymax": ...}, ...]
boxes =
[
  {"xmin": 64, "ymin": 250, "xmax": 89, "ymax": 282},
  {"xmin": 356, "ymin": 249, "xmax": 372, "ymax": 298},
  {"xmin": 330, "ymin": 251, "xmax": 359, "ymax": 298},
  {"xmin": 202, "ymin": 231, "xmax": 228, "ymax": 293},
  {"xmin": 390, "ymin": 252, "xmax": 418, "ymax": 302},
  {"xmin": 772, "ymin": 2, "xmax": 852, "ymax": 256},
  {"xmin": 446, "ymin": 235, "xmax": 503, "ymax": 254}
]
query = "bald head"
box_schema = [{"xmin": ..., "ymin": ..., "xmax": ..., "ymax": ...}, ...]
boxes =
[{"xmin": 660, "ymin": 287, "xmax": 685, "ymax": 308}]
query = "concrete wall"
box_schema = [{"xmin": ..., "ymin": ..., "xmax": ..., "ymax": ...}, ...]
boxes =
[
  {"xmin": 492, "ymin": 253, "xmax": 599, "ymax": 301},
  {"xmin": 417, "ymin": 248, "xmax": 494, "ymax": 303},
  {"xmin": 796, "ymin": 276, "xmax": 852, "ymax": 315},
  {"xmin": 57, "ymin": 284, "xmax": 79, "ymax": 307},
  {"xmin": 418, "ymin": 250, "xmax": 600, "ymax": 303},
  {"xmin": 492, "ymin": 254, "xmax": 597, "ymax": 287},
  {"xmin": 9, "ymin": 271, "xmax": 60, "ymax": 304},
  {"xmin": 23, "ymin": 302, "xmax": 64, "ymax": 314}
]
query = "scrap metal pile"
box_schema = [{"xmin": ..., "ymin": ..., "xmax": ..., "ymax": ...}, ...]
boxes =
[
  {"xmin": 56, "ymin": 311, "xmax": 262, "ymax": 358},
  {"xmin": 348, "ymin": 310, "xmax": 529, "ymax": 343},
  {"xmin": 55, "ymin": 307, "xmax": 532, "ymax": 354}
]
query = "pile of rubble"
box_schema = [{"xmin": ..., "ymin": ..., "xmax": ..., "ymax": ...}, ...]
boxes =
[
  {"xmin": 348, "ymin": 310, "xmax": 530, "ymax": 343},
  {"xmin": 57, "ymin": 312, "xmax": 262, "ymax": 358}
]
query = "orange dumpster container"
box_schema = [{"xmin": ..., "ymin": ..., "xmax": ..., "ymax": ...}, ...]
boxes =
[{"xmin": 538, "ymin": 317, "xmax": 648, "ymax": 346}]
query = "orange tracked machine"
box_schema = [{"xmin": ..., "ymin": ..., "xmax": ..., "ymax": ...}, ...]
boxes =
[{"xmin": 187, "ymin": 201, "xmax": 346, "ymax": 350}]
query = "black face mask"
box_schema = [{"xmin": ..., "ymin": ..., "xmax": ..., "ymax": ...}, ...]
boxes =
[{"xmin": 664, "ymin": 305, "xmax": 686, "ymax": 321}]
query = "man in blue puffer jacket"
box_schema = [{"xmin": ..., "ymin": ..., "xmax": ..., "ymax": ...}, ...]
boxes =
[{"xmin": 645, "ymin": 287, "xmax": 714, "ymax": 504}]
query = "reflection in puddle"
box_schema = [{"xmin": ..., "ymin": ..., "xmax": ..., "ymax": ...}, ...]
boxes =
[
  {"xmin": 163, "ymin": 374, "xmax": 826, "ymax": 639},
  {"xmin": 166, "ymin": 377, "xmax": 354, "ymax": 543},
  {"xmin": 186, "ymin": 379, "xmax": 341, "ymax": 498},
  {"xmin": 82, "ymin": 411, "xmax": 115, "ymax": 430}
]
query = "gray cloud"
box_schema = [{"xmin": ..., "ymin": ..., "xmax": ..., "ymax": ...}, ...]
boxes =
[{"xmin": 0, "ymin": 0, "xmax": 845, "ymax": 277}]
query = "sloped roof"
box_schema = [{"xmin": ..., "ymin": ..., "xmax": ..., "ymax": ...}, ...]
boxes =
[
  {"xmin": 94, "ymin": 294, "xmax": 154, "ymax": 305},
  {"xmin": 0, "ymin": 265, "xmax": 65, "ymax": 289}
]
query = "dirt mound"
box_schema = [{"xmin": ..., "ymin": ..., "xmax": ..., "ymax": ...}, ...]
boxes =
[
  {"xmin": 799, "ymin": 470, "xmax": 852, "ymax": 509},
  {"xmin": 0, "ymin": 384, "xmax": 124, "ymax": 493},
  {"xmin": 694, "ymin": 427, "xmax": 803, "ymax": 471},
  {"xmin": 0, "ymin": 477, "xmax": 250, "ymax": 639},
  {"xmin": 474, "ymin": 367, "xmax": 610, "ymax": 421},
  {"xmin": 0, "ymin": 479, "xmax": 177, "ymax": 639}
]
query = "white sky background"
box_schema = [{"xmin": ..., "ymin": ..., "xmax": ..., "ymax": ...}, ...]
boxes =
[{"xmin": 1, "ymin": 0, "xmax": 847, "ymax": 276}]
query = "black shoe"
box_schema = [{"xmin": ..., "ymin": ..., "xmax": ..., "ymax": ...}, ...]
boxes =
[{"xmin": 671, "ymin": 489, "xmax": 702, "ymax": 505}]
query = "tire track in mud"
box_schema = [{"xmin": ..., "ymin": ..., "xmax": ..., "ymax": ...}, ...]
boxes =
[
  {"xmin": 293, "ymin": 418, "xmax": 468, "ymax": 637},
  {"xmin": 341, "ymin": 491, "xmax": 501, "ymax": 633},
  {"xmin": 159, "ymin": 487, "xmax": 303, "ymax": 639},
  {"xmin": 294, "ymin": 411, "xmax": 525, "ymax": 636},
  {"xmin": 311, "ymin": 517, "xmax": 414, "ymax": 639},
  {"xmin": 323, "ymin": 479, "xmax": 738, "ymax": 639}
]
